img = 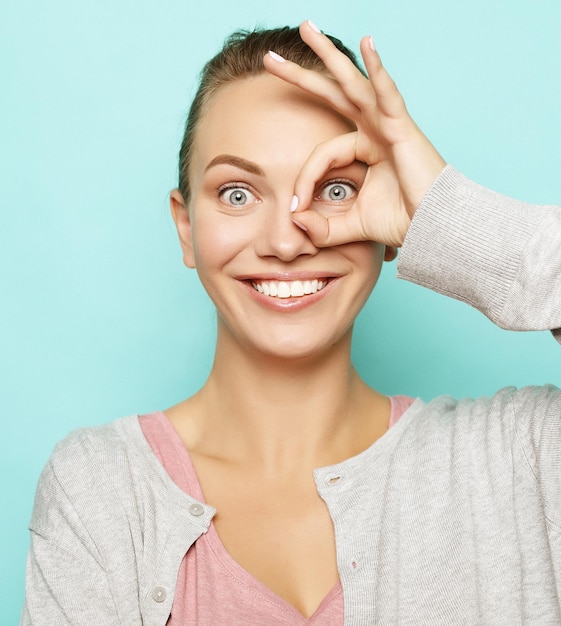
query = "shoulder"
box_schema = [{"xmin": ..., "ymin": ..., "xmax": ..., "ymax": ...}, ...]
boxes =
[
  {"xmin": 49, "ymin": 415, "xmax": 140, "ymax": 464},
  {"xmin": 415, "ymin": 384, "xmax": 560, "ymax": 424},
  {"xmin": 404, "ymin": 385, "xmax": 561, "ymax": 472},
  {"xmin": 393, "ymin": 385, "xmax": 561, "ymax": 454},
  {"xmin": 31, "ymin": 415, "xmax": 168, "ymax": 537},
  {"xmin": 44, "ymin": 415, "xmax": 146, "ymax": 488}
]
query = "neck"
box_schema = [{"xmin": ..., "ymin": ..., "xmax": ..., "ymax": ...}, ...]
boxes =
[{"xmin": 168, "ymin": 325, "xmax": 389, "ymax": 473}]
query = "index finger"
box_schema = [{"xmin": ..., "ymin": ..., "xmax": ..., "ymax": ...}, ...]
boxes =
[
  {"xmin": 263, "ymin": 52, "xmax": 359, "ymax": 121},
  {"xmin": 292, "ymin": 131, "xmax": 359, "ymax": 214},
  {"xmin": 298, "ymin": 20, "xmax": 374, "ymax": 111}
]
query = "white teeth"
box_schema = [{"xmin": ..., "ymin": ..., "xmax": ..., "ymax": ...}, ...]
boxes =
[
  {"xmin": 277, "ymin": 282, "xmax": 290, "ymax": 298},
  {"xmin": 290, "ymin": 281, "xmax": 304, "ymax": 297},
  {"xmin": 251, "ymin": 279, "xmax": 328, "ymax": 299}
]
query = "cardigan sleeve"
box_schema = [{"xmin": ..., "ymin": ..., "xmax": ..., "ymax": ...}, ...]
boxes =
[
  {"xmin": 397, "ymin": 165, "xmax": 561, "ymax": 344},
  {"xmin": 21, "ymin": 459, "xmax": 121, "ymax": 625},
  {"xmin": 397, "ymin": 166, "xmax": 561, "ymax": 541}
]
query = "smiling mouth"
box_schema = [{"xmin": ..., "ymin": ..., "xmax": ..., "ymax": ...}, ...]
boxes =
[{"xmin": 251, "ymin": 279, "xmax": 328, "ymax": 299}]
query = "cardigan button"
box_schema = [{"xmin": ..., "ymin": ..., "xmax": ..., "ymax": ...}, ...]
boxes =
[
  {"xmin": 349, "ymin": 558, "xmax": 360, "ymax": 571},
  {"xmin": 189, "ymin": 503, "xmax": 204, "ymax": 516},
  {"xmin": 152, "ymin": 586, "xmax": 167, "ymax": 603}
]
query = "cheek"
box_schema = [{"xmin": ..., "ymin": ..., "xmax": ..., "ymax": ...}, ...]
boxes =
[
  {"xmin": 191, "ymin": 212, "xmax": 253, "ymax": 271},
  {"xmin": 346, "ymin": 241, "xmax": 385, "ymax": 273},
  {"xmin": 344, "ymin": 241, "xmax": 386, "ymax": 299}
]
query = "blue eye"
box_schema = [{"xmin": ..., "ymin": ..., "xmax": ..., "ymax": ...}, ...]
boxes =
[
  {"xmin": 219, "ymin": 185, "xmax": 258, "ymax": 207},
  {"xmin": 318, "ymin": 181, "xmax": 356, "ymax": 202}
]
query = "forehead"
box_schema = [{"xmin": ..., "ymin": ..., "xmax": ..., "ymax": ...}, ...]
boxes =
[{"xmin": 191, "ymin": 74, "xmax": 355, "ymax": 172}]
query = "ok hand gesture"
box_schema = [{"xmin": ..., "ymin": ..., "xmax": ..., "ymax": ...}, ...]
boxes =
[{"xmin": 264, "ymin": 20, "xmax": 446, "ymax": 250}]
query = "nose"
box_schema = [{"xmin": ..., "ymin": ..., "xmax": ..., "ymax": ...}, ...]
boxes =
[{"xmin": 254, "ymin": 198, "xmax": 319, "ymax": 262}]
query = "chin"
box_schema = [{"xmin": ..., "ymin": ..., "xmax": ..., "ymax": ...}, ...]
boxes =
[{"xmin": 243, "ymin": 325, "xmax": 353, "ymax": 363}]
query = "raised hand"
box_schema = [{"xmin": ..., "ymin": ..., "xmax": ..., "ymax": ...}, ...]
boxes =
[{"xmin": 263, "ymin": 20, "xmax": 446, "ymax": 249}]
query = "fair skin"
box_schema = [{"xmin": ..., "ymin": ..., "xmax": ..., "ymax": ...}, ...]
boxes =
[{"xmin": 168, "ymin": 20, "xmax": 445, "ymax": 618}]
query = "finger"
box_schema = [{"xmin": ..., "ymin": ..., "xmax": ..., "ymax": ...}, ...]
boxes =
[
  {"xmin": 291, "ymin": 208, "xmax": 367, "ymax": 248},
  {"xmin": 359, "ymin": 36, "xmax": 408, "ymax": 119},
  {"xmin": 291, "ymin": 132, "xmax": 359, "ymax": 213},
  {"xmin": 298, "ymin": 20, "xmax": 376, "ymax": 112},
  {"xmin": 263, "ymin": 52, "xmax": 359, "ymax": 121}
]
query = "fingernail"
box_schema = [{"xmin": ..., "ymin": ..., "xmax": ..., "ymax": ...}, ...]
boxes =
[
  {"xmin": 307, "ymin": 19, "xmax": 321, "ymax": 33},
  {"xmin": 368, "ymin": 36, "xmax": 376, "ymax": 51},
  {"xmin": 292, "ymin": 219, "xmax": 307, "ymax": 232},
  {"xmin": 268, "ymin": 50, "xmax": 286, "ymax": 63},
  {"xmin": 290, "ymin": 195, "xmax": 299, "ymax": 212}
]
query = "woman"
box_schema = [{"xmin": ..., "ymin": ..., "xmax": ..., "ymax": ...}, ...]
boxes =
[{"xmin": 22, "ymin": 20, "xmax": 561, "ymax": 625}]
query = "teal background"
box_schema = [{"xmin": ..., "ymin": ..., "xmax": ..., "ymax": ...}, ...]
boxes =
[{"xmin": 1, "ymin": 0, "xmax": 560, "ymax": 621}]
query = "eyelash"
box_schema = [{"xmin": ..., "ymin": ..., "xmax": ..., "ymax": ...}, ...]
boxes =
[
  {"xmin": 217, "ymin": 177, "xmax": 358, "ymax": 207},
  {"xmin": 217, "ymin": 182, "xmax": 258, "ymax": 206}
]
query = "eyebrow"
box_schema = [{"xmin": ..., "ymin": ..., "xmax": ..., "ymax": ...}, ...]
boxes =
[{"xmin": 204, "ymin": 154, "xmax": 265, "ymax": 176}]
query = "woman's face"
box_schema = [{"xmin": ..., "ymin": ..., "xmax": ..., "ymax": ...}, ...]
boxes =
[{"xmin": 171, "ymin": 73, "xmax": 386, "ymax": 360}]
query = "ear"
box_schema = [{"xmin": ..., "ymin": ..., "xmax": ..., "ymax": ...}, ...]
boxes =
[
  {"xmin": 170, "ymin": 189, "xmax": 196, "ymax": 268},
  {"xmin": 384, "ymin": 245, "xmax": 398, "ymax": 262}
]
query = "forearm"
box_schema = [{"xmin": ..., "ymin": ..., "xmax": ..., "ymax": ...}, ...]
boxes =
[{"xmin": 397, "ymin": 166, "xmax": 561, "ymax": 342}]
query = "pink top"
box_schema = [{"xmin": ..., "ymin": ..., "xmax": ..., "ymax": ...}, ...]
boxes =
[{"xmin": 139, "ymin": 395, "xmax": 415, "ymax": 625}]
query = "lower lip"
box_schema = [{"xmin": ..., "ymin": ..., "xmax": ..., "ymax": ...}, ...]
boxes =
[{"xmin": 242, "ymin": 279, "xmax": 337, "ymax": 312}]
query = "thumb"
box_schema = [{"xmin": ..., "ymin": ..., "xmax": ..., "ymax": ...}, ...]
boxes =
[{"xmin": 291, "ymin": 209, "xmax": 367, "ymax": 247}]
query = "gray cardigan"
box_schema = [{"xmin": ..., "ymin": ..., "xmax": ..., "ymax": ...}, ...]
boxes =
[{"xmin": 22, "ymin": 167, "xmax": 561, "ymax": 625}]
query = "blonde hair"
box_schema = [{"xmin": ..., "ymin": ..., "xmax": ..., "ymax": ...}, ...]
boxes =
[{"xmin": 178, "ymin": 26, "xmax": 364, "ymax": 202}]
